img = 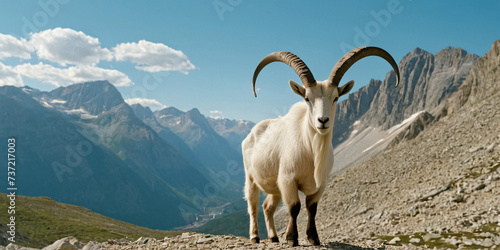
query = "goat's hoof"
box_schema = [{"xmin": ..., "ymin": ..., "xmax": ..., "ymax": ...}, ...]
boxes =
[
  {"xmin": 250, "ymin": 237, "xmax": 260, "ymax": 244},
  {"xmin": 287, "ymin": 239, "xmax": 298, "ymax": 247},
  {"xmin": 308, "ymin": 237, "xmax": 320, "ymax": 246},
  {"xmin": 270, "ymin": 236, "xmax": 279, "ymax": 243}
]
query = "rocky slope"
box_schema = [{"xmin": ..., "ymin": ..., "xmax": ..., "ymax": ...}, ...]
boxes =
[
  {"xmin": 333, "ymin": 79, "xmax": 382, "ymax": 146},
  {"xmin": 331, "ymin": 46, "xmax": 479, "ymax": 175},
  {"xmin": 4, "ymin": 234, "xmax": 382, "ymax": 250},
  {"xmin": 271, "ymin": 39, "xmax": 500, "ymax": 249}
]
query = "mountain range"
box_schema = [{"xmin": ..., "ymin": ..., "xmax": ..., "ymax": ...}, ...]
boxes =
[
  {"xmin": 0, "ymin": 41, "xmax": 487, "ymax": 239},
  {"xmin": 333, "ymin": 46, "xmax": 478, "ymax": 146},
  {"xmin": 14, "ymin": 39, "xmax": 500, "ymax": 249},
  {"xmin": 331, "ymin": 46, "xmax": 479, "ymax": 173},
  {"xmin": 0, "ymin": 80, "xmax": 253, "ymax": 230}
]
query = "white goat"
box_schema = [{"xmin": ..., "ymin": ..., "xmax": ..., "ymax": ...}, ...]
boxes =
[{"xmin": 242, "ymin": 46, "xmax": 400, "ymax": 246}]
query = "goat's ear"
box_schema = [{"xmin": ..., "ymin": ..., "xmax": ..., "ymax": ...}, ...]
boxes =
[
  {"xmin": 338, "ymin": 80, "xmax": 354, "ymax": 97},
  {"xmin": 289, "ymin": 80, "xmax": 306, "ymax": 98}
]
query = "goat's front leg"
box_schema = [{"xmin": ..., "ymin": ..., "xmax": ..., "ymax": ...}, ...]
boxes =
[
  {"xmin": 279, "ymin": 180, "xmax": 300, "ymax": 247},
  {"xmin": 305, "ymin": 186, "xmax": 325, "ymax": 246}
]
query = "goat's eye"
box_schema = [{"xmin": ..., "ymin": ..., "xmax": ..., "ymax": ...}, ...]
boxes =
[
  {"xmin": 305, "ymin": 97, "xmax": 309, "ymax": 102},
  {"xmin": 333, "ymin": 97, "xmax": 338, "ymax": 102}
]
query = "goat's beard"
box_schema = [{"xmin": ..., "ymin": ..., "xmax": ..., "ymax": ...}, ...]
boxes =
[
  {"xmin": 312, "ymin": 130, "xmax": 333, "ymax": 189},
  {"xmin": 316, "ymin": 127, "xmax": 330, "ymax": 135}
]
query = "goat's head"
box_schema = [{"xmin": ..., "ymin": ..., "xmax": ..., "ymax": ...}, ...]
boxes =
[{"xmin": 252, "ymin": 46, "xmax": 400, "ymax": 135}]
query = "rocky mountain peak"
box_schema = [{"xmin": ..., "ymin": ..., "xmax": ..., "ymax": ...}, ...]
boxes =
[
  {"xmin": 363, "ymin": 46, "xmax": 477, "ymax": 128},
  {"xmin": 332, "ymin": 45, "xmax": 479, "ymax": 147},
  {"xmin": 157, "ymin": 106, "xmax": 184, "ymax": 117},
  {"xmin": 0, "ymin": 85, "xmax": 43, "ymax": 108},
  {"xmin": 186, "ymin": 108, "xmax": 209, "ymax": 123},
  {"xmin": 434, "ymin": 47, "xmax": 478, "ymax": 70},
  {"xmin": 406, "ymin": 47, "xmax": 431, "ymax": 57},
  {"xmin": 447, "ymin": 39, "xmax": 500, "ymax": 112},
  {"xmin": 187, "ymin": 107, "xmax": 201, "ymax": 115},
  {"xmin": 398, "ymin": 47, "xmax": 434, "ymax": 77},
  {"xmin": 130, "ymin": 104, "xmax": 155, "ymax": 121},
  {"xmin": 49, "ymin": 80, "xmax": 124, "ymax": 115},
  {"xmin": 492, "ymin": 38, "xmax": 500, "ymax": 55}
]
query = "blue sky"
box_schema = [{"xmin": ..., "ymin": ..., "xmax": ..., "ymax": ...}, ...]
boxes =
[{"xmin": 0, "ymin": 1, "xmax": 499, "ymax": 122}]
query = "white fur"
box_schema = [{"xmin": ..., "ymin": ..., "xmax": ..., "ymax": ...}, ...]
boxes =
[
  {"xmin": 242, "ymin": 80, "xmax": 352, "ymax": 241},
  {"xmin": 243, "ymin": 102, "xmax": 333, "ymax": 195}
]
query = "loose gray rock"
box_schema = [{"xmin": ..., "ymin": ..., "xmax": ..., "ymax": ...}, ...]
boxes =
[
  {"xmin": 81, "ymin": 242, "xmax": 101, "ymax": 250},
  {"xmin": 486, "ymin": 142, "xmax": 496, "ymax": 152},
  {"xmin": 5, "ymin": 243, "xmax": 39, "ymax": 250},
  {"xmin": 474, "ymin": 183, "xmax": 486, "ymax": 191},
  {"xmin": 451, "ymin": 194, "xmax": 465, "ymax": 203},
  {"xmin": 469, "ymin": 145, "xmax": 484, "ymax": 153},
  {"xmin": 196, "ymin": 237, "xmax": 214, "ymax": 244},
  {"xmin": 42, "ymin": 236, "xmax": 82, "ymax": 250},
  {"xmin": 481, "ymin": 238, "xmax": 494, "ymax": 247},
  {"xmin": 387, "ymin": 237, "xmax": 401, "ymax": 245},
  {"xmin": 463, "ymin": 238, "xmax": 473, "ymax": 246},
  {"xmin": 409, "ymin": 205, "xmax": 419, "ymax": 216},
  {"xmin": 409, "ymin": 237, "xmax": 421, "ymax": 244},
  {"xmin": 372, "ymin": 212, "xmax": 383, "ymax": 221},
  {"xmin": 446, "ymin": 237, "xmax": 461, "ymax": 246},
  {"xmin": 423, "ymin": 233, "xmax": 441, "ymax": 242},
  {"xmin": 494, "ymin": 235, "xmax": 500, "ymax": 245}
]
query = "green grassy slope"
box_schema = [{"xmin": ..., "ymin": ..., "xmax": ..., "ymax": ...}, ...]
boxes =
[
  {"xmin": 0, "ymin": 193, "xmax": 181, "ymax": 248},
  {"xmin": 195, "ymin": 210, "xmax": 267, "ymax": 239}
]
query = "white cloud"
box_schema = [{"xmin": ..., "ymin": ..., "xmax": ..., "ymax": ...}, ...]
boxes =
[
  {"xmin": 0, "ymin": 34, "xmax": 34, "ymax": 60},
  {"xmin": 0, "ymin": 62, "xmax": 24, "ymax": 87},
  {"xmin": 210, "ymin": 110, "xmax": 223, "ymax": 115},
  {"xmin": 125, "ymin": 98, "xmax": 166, "ymax": 108},
  {"xmin": 15, "ymin": 63, "xmax": 133, "ymax": 87},
  {"xmin": 113, "ymin": 40, "xmax": 195, "ymax": 74},
  {"xmin": 0, "ymin": 29, "xmax": 197, "ymax": 90},
  {"xmin": 30, "ymin": 28, "xmax": 112, "ymax": 66},
  {"xmin": 209, "ymin": 110, "xmax": 224, "ymax": 119}
]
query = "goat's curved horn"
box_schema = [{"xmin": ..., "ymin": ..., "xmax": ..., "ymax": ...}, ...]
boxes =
[
  {"xmin": 252, "ymin": 52, "xmax": 316, "ymax": 97},
  {"xmin": 328, "ymin": 46, "xmax": 400, "ymax": 88}
]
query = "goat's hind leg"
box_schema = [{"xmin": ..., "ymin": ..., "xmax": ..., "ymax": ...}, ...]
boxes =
[
  {"xmin": 262, "ymin": 194, "xmax": 281, "ymax": 242},
  {"xmin": 244, "ymin": 177, "xmax": 260, "ymax": 243}
]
